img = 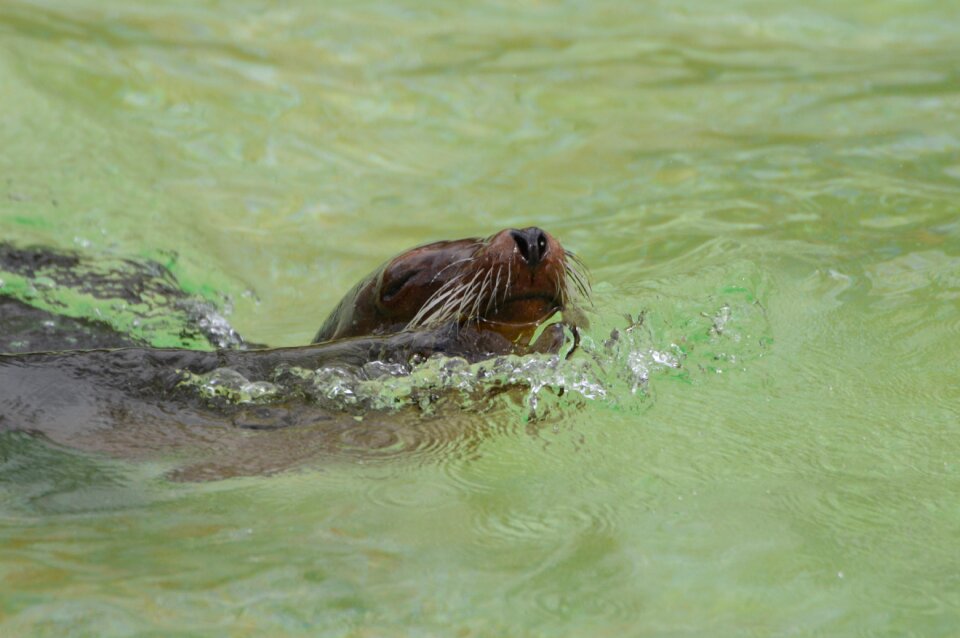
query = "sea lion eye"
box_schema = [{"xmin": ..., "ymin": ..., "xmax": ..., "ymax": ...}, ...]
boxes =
[{"xmin": 382, "ymin": 270, "xmax": 416, "ymax": 301}]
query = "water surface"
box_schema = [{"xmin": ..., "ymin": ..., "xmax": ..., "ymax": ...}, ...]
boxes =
[{"xmin": 2, "ymin": 0, "xmax": 959, "ymax": 635}]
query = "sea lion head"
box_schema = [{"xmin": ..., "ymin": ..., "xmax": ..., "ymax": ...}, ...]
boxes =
[{"xmin": 313, "ymin": 227, "xmax": 589, "ymax": 347}]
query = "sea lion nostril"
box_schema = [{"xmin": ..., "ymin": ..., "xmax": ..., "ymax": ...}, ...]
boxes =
[
  {"xmin": 510, "ymin": 229, "xmax": 531, "ymax": 263},
  {"xmin": 536, "ymin": 230, "xmax": 548, "ymax": 258},
  {"xmin": 511, "ymin": 227, "xmax": 545, "ymax": 267}
]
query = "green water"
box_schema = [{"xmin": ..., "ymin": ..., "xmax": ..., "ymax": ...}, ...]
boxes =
[{"xmin": 2, "ymin": 0, "xmax": 960, "ymax": 635}]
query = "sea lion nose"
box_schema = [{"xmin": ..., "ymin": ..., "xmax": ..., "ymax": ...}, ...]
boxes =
[{"xmin": 509, "ymin": 227, "xmax": 548, "ymax": 268}]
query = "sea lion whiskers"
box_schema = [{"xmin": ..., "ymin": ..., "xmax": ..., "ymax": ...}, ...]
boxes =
[
  {"xmin": 564, "ymin": 265, "xmax": 586, "ymax": 303},
  {"xmin": 412, "ymin": 265, "xmax": 486, "ymax": 330},
  {"xmin": 429, "ymin": 256, "xmax": 474, "ymax": 284},
  {"xmin": 435, "ymin": 270, "xmax": 481, "ymax": 332},
  {"xmin": 561, "ymin": 249, "xmax": 591, "ymax": 306},
  {"xmin": 408, "ymin": 271, "xmax": 473, "ymax": 325},
  {"xmin": 469, "ymin": 266, "xmax": 495, "ymax": 327},
  {"xmin": 572, "ymin": 264, "xmax": 591, "ymax": 299},
  {"xmin": 456, "ymin": 267, "xmax": 487, "ymax": 324},
  {"xmin": 565, "ymin": 249, "xmax": 590, "ymax": 284},
  {"xmin": 406, "ymin": 272, "xmax": 469, "ymax": 329},
  {"xmin": 487, "ymin": 265, "xmax": 503, "ymax": 315}
]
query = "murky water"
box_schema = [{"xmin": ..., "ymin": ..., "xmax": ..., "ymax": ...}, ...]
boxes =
[{"xmin": 2, "ymin": 0, "xmax": 960, "ymax": 635}]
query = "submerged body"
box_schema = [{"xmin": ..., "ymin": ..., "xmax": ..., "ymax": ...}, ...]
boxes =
[{"xmin": 0, "ymin": 227, "xmax": 589, "ymax": 479}]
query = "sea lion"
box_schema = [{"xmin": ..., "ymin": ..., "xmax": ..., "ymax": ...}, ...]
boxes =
[
  {"xmin": 314, "ymin": 226, "xmax": 589, "ymax": 353},
  {"xmin": 0, "ymin": 227, "xmax": 590, "ymax": 479}
]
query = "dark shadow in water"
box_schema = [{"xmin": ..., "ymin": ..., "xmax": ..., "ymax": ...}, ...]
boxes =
[{"xmin": 0, "ymin": 328, "xmax": 528, "ymax": 482}]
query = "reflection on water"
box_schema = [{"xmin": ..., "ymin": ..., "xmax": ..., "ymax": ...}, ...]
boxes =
[{"xmin": 2, "ymin": 0, "xmax": 960, "ymax": 634}]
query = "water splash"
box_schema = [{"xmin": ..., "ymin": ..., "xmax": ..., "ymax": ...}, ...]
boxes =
[{"xmin": 180, "ymin": 289, "xmax": 770, "ymax": 420}]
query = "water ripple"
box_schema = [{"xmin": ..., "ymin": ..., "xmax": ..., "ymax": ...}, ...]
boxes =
[{"xmin": 473, "ymin": 501, "xmax": 621, "ymax": 546}]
